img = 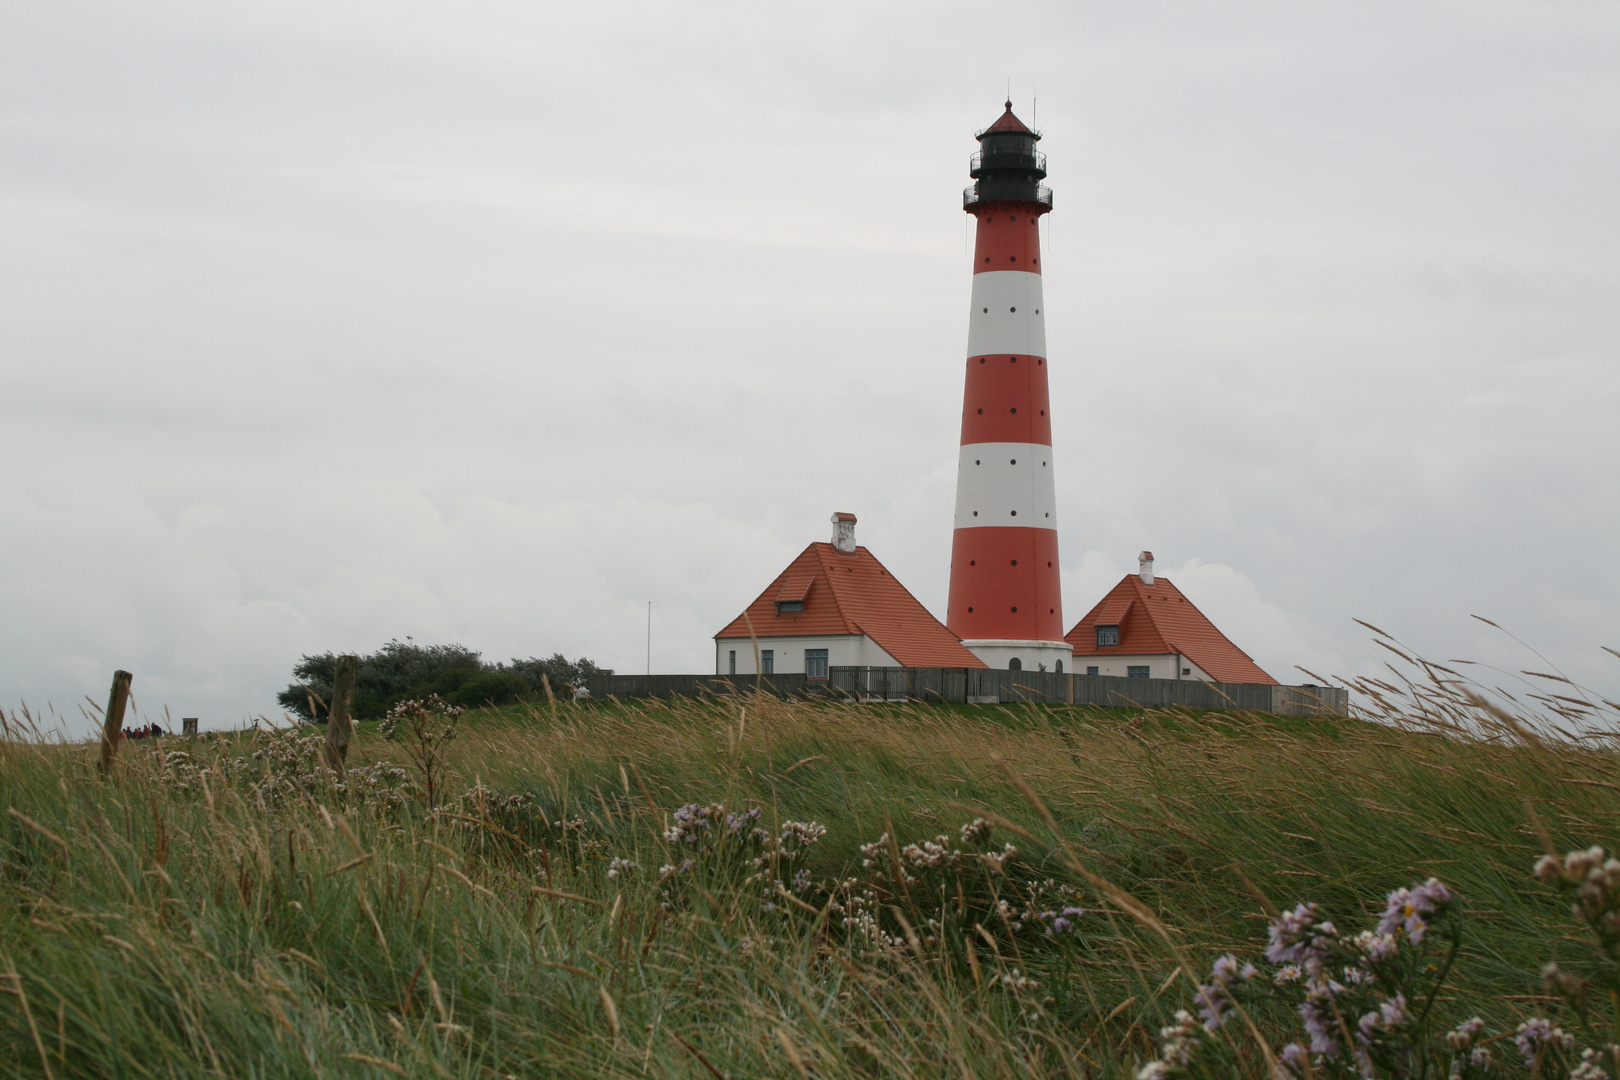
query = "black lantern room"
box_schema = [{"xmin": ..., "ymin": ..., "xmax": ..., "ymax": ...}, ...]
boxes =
[{"xmin": 964, "ymin": 101, "xmax": 1052, "ymax": 211}]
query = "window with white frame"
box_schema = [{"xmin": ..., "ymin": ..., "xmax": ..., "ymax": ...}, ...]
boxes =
[{"xmin": 805, "ymin": 648, "xmax": 828, "ymax": 679}]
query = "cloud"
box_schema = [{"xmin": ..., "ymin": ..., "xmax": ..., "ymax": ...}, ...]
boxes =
[{"xmin": 3, "ymin": 2, "xmax": 1618, "ymax": 736}]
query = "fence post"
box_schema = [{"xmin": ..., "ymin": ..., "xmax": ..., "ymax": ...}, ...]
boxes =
[
  {"xmin": 98, "ymin": 670, "xmax": 133, "ymax": 775},
  {"xmin": 324, "ymin": 655, "xmax": 358, "ymax": 774}
]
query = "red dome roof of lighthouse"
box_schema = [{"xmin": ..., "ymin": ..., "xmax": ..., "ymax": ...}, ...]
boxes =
[{"xmin": 982, "ymin": 101, "xmax": 1034, "ymax": 135}]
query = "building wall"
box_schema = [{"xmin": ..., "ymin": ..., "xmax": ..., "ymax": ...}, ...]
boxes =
[
  {"xmin": 1070, "ymin": 653, "xmax": 1213, "ymax": 681},
  {"xmin": 715, "ymin": 634, "xmax": 899, "ymax": 676},
  {"xmin": 962, "ymin": 639, "xmax": 1073, "ymax": 673}
]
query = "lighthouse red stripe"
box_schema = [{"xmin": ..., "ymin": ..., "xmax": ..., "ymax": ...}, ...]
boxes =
[
  {"xmin": 946, "ymin": 527, "xmax": 1063, "ymax": 640},
  {"xmin": 971, "ymin": 202, "xmax": 1044, "ymax": 274},
  {"xmin": 960, "ymin": 354, "xmax": 1053, "ymax": 445}
]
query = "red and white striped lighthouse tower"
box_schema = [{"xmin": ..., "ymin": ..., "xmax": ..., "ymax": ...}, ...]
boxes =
[{"xmin": 946, "ymin": 102, "xmax": 1070, "ymax": 673}]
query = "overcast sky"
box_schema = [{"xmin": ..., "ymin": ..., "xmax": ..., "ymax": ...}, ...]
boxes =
[{"xmin": 3, "ymin": 1, "xmax": 1617, "ymax": 734}]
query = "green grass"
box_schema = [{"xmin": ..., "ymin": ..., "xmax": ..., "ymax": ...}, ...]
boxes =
[{"xmin": 1, "ymin": 691, "xmax": 1616, "ymax": 1078}]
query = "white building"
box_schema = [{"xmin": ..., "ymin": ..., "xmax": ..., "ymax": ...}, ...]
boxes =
[
  {"xmin": 714, "ymin": 514, "xmax": 985, "ymax": 678},
  {"xmin": 1064, "ymin": 552, "xmax": 1278, "ymax": 684}
]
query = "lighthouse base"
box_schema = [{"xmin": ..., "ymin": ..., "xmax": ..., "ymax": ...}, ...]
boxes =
[{"xmin": 959, "ymin": 639, "xmax": 1073, "ymax": 677}]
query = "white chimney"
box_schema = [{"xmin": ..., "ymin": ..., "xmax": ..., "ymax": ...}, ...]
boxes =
[
  {"xmin": 1139, "ymin": 550, "xmax": 1155, "ymax": 586},
  {"xmin": 832, "ymin": 512, "xmax": 858, "ymax": 553}
]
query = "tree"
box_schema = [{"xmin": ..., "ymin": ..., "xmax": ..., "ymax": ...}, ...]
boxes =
[{"xmin": 276, "ymin": 640, "xmax": 611, "ymax": 721}]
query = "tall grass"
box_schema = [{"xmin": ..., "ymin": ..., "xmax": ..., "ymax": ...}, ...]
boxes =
[{"xmin": 1, "ymin": 656, "xmax": 1617, "ymax": 1078}]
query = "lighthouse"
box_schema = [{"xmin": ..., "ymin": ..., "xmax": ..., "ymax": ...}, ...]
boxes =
[{"xmin": 946, "ymin": 102, "xmax": 1070, "ymax": 673}]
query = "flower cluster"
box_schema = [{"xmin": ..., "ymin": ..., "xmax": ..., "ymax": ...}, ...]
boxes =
[
  {"xmin": 1158, "ymin": 846, "xmax": 1620, "ymax": 1080},
  {"xmin": 1444, "ymin": 1017, "xmax": 1493, "ymax": 1078},
  {"xmin": 778, "ymin": 820, "xmax": 827, "ymax": 854},
  {"xmin": 245, "ymin": 731, "xmax": 330, "ymax": 802},
  {"xmin": 1035, "ymin": 906, "xmax": 1087, "ymax": 938},
  {"xmin": 825, "ymin": 878, "xmax": 902, "ymax": 950},
  {"xmin": 664, "ymin": 803, "xmax": 716, "ymax": 844},
  {"xmin": 1376, "ymin": 877, "xmax": 1452, "ymax": 945},
  {"xmin": 1572, "ymin": 1047, "xmax": 1618, "ymax": 1080},
  {"xmin": 1193, "ymin": 953, "xmax": 1256, "ymax": 1032},
  {"xmin": 1136, "ymin": 1010, "xmax": 1201, "ymax": 1080},
  {"xmin": 335, "ymin": 763, "xmax": 414, "ymax": 810},
  {"xmin": 901, "ymin": 835, "xmax": 956, "ymax": 869},
  {"xmin": 648, "ymin": 800, "xmax": 828, "ymax": 913},
  {"xmin": 1176, "ymin": 879, "xmax": 1463, "ymax": 1077},
  {"xmin": 959, "ymin": 818, "xmax": 995, "ymax": 845},
  {"xmin": 458, "ymin": 782, "xmax": 534, "ymax": 816},
  {"xmin": 606, "ymin": 857, "xmax": 637, "ymax": 880},
  {"xmin": 1535, "ymin": 845, "xmax": 1620, "ymax": 957},
  {"xmin": 657, "ymin": 859, "xmax": 694, "ymax": 881},
  {"xmin": 727, "ymin": 807, "xmax": 763, "ymax": 833},
  {"xmin": 1515, "ymin": 1017, "xmax": 1575, "ymax": 1069},
  {"xmin": 378, "ymin": 694, "xmax": 462, "ymax": 738},
  {"xmin": 1000, "ymin": 968, "xmax": 1039, "ymax": 995}
]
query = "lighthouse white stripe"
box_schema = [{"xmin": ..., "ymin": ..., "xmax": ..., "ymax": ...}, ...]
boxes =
[
  {"xmin": 952, "ymin": 442, "xmax": 1058, "ymax": 530},
  {"xmin": 967, "ymin": 272, "xmax": 1047, "ymax": 358}
]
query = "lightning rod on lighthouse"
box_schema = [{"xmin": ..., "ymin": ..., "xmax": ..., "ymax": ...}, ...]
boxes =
[{"xmin": 946, "ymin": 101, "xmax": 1070, "ymax": 673}]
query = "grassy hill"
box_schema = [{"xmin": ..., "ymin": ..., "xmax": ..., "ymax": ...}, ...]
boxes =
[{"xmin": 2, "ymin": 690, "xmax": 1617, "ymax": 1078}]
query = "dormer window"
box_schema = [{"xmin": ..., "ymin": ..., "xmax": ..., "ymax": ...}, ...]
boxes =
[
  {"xmin": 775, "ymin": 575, "xmax": 813, "ymax": 614},
  {"xmin": 1096, "ymin": 625, "xmax": 1120, "ymax": 647}
]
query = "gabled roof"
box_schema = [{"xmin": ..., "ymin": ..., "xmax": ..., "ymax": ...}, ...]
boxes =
[
  {"xmin": 1065, "ymin": 575, "xmax": 1277, "ymax": 684},
  {"xmin": 716, "ymin": 543, "xmax": 986, "ymax": 668},
  {"xmin": 982, "ymin": 101, "xmax": 1034, "ymax": 135}
]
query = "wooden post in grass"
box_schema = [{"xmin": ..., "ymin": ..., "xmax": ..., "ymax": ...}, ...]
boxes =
[
  {"xmin": 98, "ymin": 670, "xmax": 133, "ymax": 775},
  {"xmin": 324, "ymin": 655, "xmax": 358, "ymax": 774}
]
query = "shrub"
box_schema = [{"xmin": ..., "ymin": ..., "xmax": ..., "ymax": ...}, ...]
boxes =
[{"xmin": 275, "ymin": 640, "xmax": 610, "ymax": 720}]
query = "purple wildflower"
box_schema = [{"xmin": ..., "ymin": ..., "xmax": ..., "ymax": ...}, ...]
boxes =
[
  {"xmin": 1266, "ymin": 903, "xmax": 1320, "ymax": 964},
  {"xmin": 1364, "ymin": 932, "xmax": 1398, "ymax": 961},
  {"xmin": 1275, "ymin": 1043, "xmax": 1308, "ymax": 1079},
  {"xmin": 1446, "ymin": 1017, "xmax": 1485, "ymax": 1052},
  {"xmin": 1376, "ymin": 877, "xmax": 1451, "ymax": 944},
  {"xmin": 725, "ymin": 807, "xmax": 761, "ymax": 835},
  {"xmin": 1379, "ymin": 993, "xmax": 1409, "ymax": 1028},
  {"xmin": 1194, "ymin": 954, "xmax": 1247, "ymax": 1031},
  {"xmin": 664, "ymin": 804, "xmax": 714, "ymax": 844},
  {"xmin": 1299, "ymin": 993, "xmax": 1339, "ymax": 1057},
  {"xmin": 1515, "ymin": 1017, "xmax": 1575, "ymax": 1068}
]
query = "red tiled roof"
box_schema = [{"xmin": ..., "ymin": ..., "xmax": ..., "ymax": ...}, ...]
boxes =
[
  {"xmin": 716, "ymin": 543, "xmax": 986, "ymax": 668},
  {"xmin": 1065, "ymin": 575, "xmax": 1277, "ymax": 684},
  {"xmin": 983, "ymin": 102, "xmax": 1033, "ymax": 135}
]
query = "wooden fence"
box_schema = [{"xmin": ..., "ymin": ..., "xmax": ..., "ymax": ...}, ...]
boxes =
[{"xmin": 586, "ymin": 667, "xmax": 1348, "ymax": 717}]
